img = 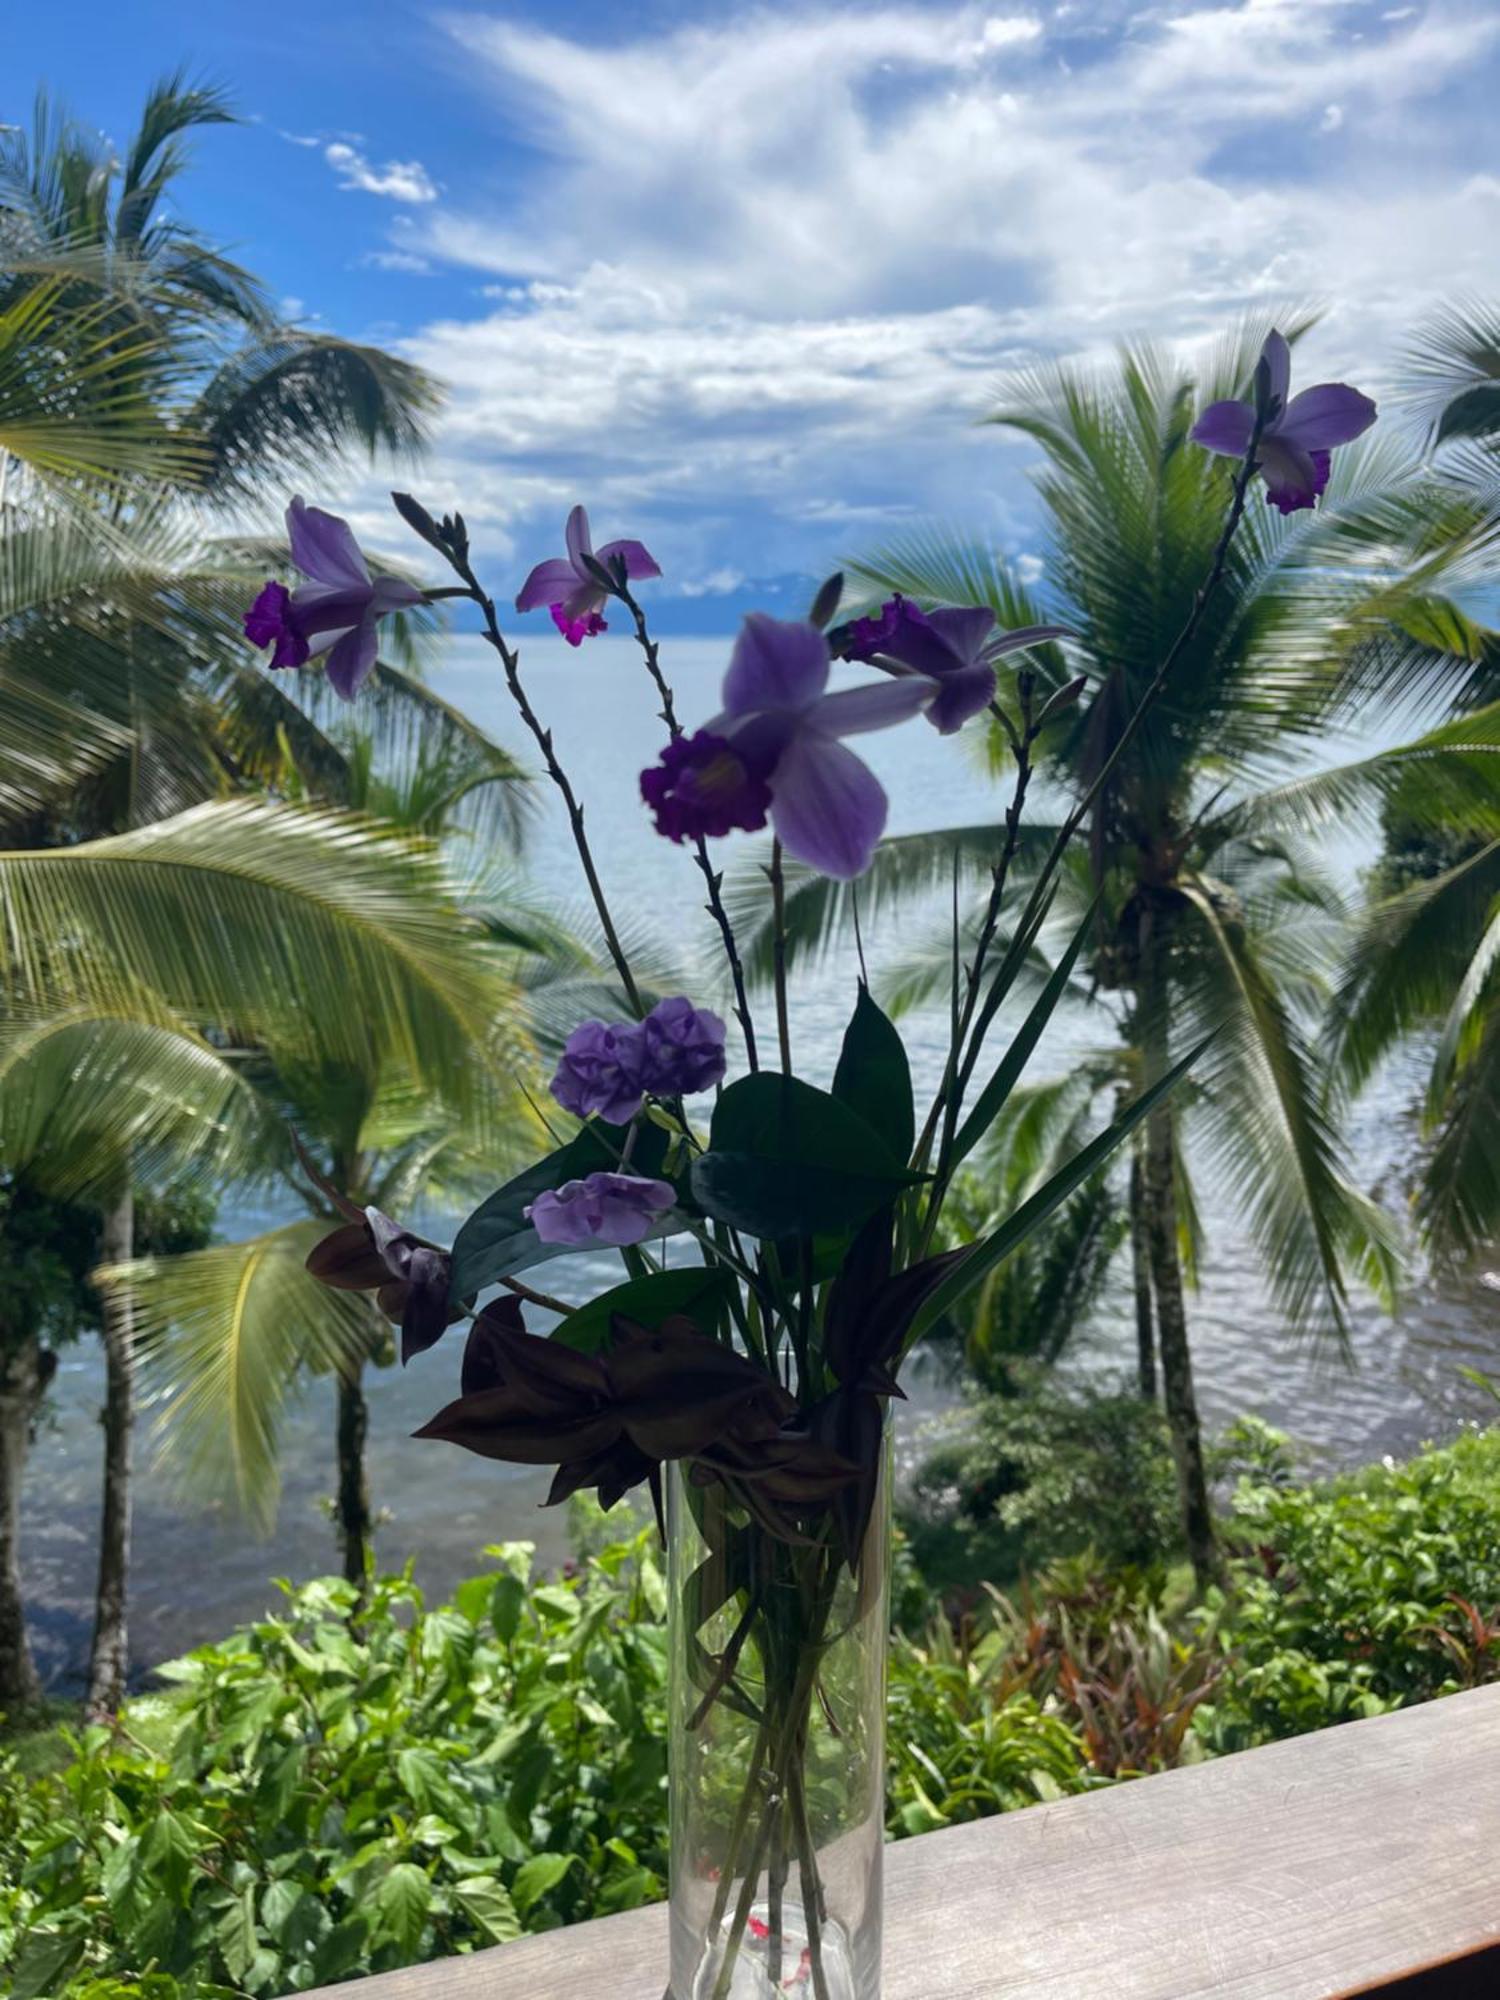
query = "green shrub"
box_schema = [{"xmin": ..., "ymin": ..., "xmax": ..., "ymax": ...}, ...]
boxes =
[
  {"xmin": 1201, "ymin": 1425, "xmax": 1500, "ymax": 1751},
  {"xmin": 886, "ymin": 1618, "xmax": 1097, "ymax": 1834},
  {"xmin": 0, "ymin": 1528, "xmax": 671, "ymax": 1999},
  {"xmin": 8, "ymin": 1429, "xmax": 1500, "ymax": 1998},
  {"xmin": 902, "ymin": 1375, "xmax": 1182, "ymax": 1596}
]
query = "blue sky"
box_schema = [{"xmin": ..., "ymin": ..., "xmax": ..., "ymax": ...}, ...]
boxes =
[{"xmin": 9, "ymin": 1, "xmax": 1500, "ymax": 627}]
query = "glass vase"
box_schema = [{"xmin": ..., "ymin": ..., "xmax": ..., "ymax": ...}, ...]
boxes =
[{"xmin": 666, "ymin": 1438, "xmax": 890, "ymax": 2000}]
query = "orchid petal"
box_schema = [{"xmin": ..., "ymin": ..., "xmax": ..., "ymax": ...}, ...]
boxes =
[
  {"xmin": 925, "ymin": 663, "xmax": 996, "ymax": 734},
  {"xmin": 369, "ymin": 575, "xmax": 426, "ymax": 617},
  {"xmin": 920, "ymin": 605, "xmax": 997, "ymax": 666},
  {"xmin": 1276, "ymin": 383, "xmax": 1377, "ymax": 451},
  {"xmin": 287, "ymin": 498, "xmax": 370, "ymax": 589},
  {"xmin": 516, "ymin": 557, "xmax": 581, "ymax": 614},
  {"xmin": 323, "ymin": 616, "xmax": 381, "ymax": 700},
  {"xmin": 811, "ymin": 675, "xmax": 934, "ymax": 737},
  {"xmin": 597, "ymin": 538, "xmax": 662, "ymax": 582},
  {"xmin": 1261, "ymin": 330, "xmax": 1292, "ymax": 415},
  {"xmin": 561, "ymin": 580, "xmax": 609, "ymax": 622},
  {"xmin": 722, "ymin": 614, "xmax": 829, "ymax": 717},
  {"xmin": 565, "ymin": 504, "xmax": 593, "ymax": 574},
  {"xmin": 987, "ymin": 623, "xmax": 1074, "ymax": 657},
  {"xmin": 1257, "ymin": 439, "xmax": 1331, "ymax": 515},
  {"xmin": 1190, "ymin": 399, "xmax": 1255, "ymax": 459},
  {"xmin": 769, "ymin": 732, "xmax": 888, "ymax": 879}
]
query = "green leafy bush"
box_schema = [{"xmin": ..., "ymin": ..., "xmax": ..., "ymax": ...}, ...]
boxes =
[
  {"xmin": 1, "ymin": 1528, "xmax": 671, "ymax": 1999},
  {"xmin": 1201, "ymin": 1425, "xmax": 1500, "ymax": 1750},
  {"xmin": 8, "ymin": 1429, "xmax": 1500, "ymax": 1998},
  {"xmin": 902, "ymin": 1374, "xmax": 1182, "ymax": 1594}
]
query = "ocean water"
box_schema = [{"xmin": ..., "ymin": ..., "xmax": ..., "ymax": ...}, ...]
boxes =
[{"xmin": 21, "ymin": 633, "xmax": 1500, "ymax": 1689}]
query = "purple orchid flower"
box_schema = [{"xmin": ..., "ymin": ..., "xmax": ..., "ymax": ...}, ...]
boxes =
[
  {"xmin": 640, "ymin": 997, "xmax": 726, "ymax": 1097},
  {"xmin": 837, "ymin": 596, "xmax": 1073, "ymax": 734},
  {"xmin": 243, "ymin": 498, "xmax": 425, "ymax": 699},
  {"xmin": 515, "ymin": 504, "xmax": 661, "ymax": 646},
  {"xmin": 640, "ymin": 614, "xmax": 932, "ymax": 880},
  {"xmin": 550, "ymin": 1019, "xmax": 647, "ymax": 1124},
  {"xmin": 526, "ymin": 1171, "xmax": 676, "ymax": 1247},
  {"xmin": 550, "ymin": 996, "xmax": 727, "ymax": 1122},
  {"xmin": 1190, "ymin": 330, "xmax": 1376, "ymax": 516}
]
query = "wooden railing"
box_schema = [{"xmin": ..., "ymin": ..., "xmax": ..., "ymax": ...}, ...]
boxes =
[{"xmin": 304, "ymin": 1683, "xmax": 1500, "ymax": 1998}]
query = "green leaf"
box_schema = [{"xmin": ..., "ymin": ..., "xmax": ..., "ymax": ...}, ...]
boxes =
[
  {"xmin": 309, "ymin": 1912, "xmax": 373, "ymax": 1985},
  {"xmin": 375, "ymin": 1861, "xmax": 433, "ymax": 1953},
  {"xmin": 951, "ymin": 900, "xmax": 1096, "ymax": 1170},
  {"xmin": 492, "ymin": 1572, "xmax": 527, "ymax": 1644},
  {"xmin": 552, "ymin": 1264, "xmax": 737, "ymax": 1353},
  {"xmin": 8, "ymin": 1932, "xmax": 86, "ymax": 2000},
  {"xmin": 216, "ymin": 1886, "xmax": 261, "ymax": 1985},
  {"xmin": 833, "ymin": 985, "xmax": 915, "ymax": 1161},
  {"xmin": 692, "ymin": 1073, "xmax": 921, "ymax": 1238},
  {"xmin": 450, "ymin": 1120, "xmax": 670, "ymax": 1298},
  {"xmin": 140, "ymin": 1805, "xmax": 199, "ymax": 1905},
  {"xmin": 454, "ymin": 1875, "xmax": 522, "ymax": 1943},
  {"xmin": 511, "ymin": 1851, "xmax": 577, "ymax": 1915},
  {"xmin": 912, "ymin": 1038, "xmax": 1211, "ymax": 1342}
]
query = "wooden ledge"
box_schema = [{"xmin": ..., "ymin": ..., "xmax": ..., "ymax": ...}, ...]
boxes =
[{"xmin": 302, "ymin": 1683, "xmax": 1500, "ymax": 1999}]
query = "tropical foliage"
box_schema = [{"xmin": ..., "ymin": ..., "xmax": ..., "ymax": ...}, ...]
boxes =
[
  {"xmin": 729, "ymin": 317, "xmax": 1500, "ymax": 1581},
  {"xmin": 5, "ymin": 1427, "xmax": 1497, "ymax": 1999},
  {"xmin": 0, "ymin": 74, "xmax": 551, "ymax": 1718}
]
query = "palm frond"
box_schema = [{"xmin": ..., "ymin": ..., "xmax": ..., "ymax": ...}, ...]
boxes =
[
  {"xmin": 1177, "ymin": 877, "xmax": 1400, "ymax": 1338},
  {"xmin": 124, "ymin": 1222, "xmax": 376, "ymax": 1530},
  {"xmin": 190, "ymin": 333, "xmax": 440, "ymax": 502},
  {"xmin": 0, "ymin": 1003, "xmax": 276, "ymax": 1195},
  {"xmin": 1401, "ymin": 298, "xmax": 1500, "ymax": 446},
  {"xmin": 724, "ymin": 822, "xmax": 1068, "ymax": 990},
  {"xmin": 0, "ymin": 798, "xmax": 525, "ymax": 1105}
]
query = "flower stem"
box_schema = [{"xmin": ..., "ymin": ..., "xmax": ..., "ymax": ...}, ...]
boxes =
[
  {"xmin": 788, "ymin": 1757, "xmax": 833, "ymax": 2000},
  {"xmin": 919, "ymin": 428, "xmax": 1266, "ymax": 1236},
  {"xmin": 443, "ymin": 551, "xmax": 646, "ymax": 1018},
  {"xmin": 617, "ymin": 583, "xmax": 761, "ymax": 1071},
  {"xmin": 770, "ymin": 841, "xmax": 793, "ymax": 1075}
]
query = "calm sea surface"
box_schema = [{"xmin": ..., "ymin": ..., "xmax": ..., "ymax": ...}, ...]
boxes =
[{"xmin": 23, "ymin": 635, "xmax": 1500, "ymax": 1689}]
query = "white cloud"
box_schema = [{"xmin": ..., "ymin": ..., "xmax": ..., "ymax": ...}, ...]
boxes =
[
  {"xmin": 325, "ymin": 2, "xmax": 1497, "ymax": 589},
  {"xmin": 975, "ymin": 14, "xmax": 1046, "ymax": 51},
  {"xmin": 325, "ymin": 142, "xmax": 438, "ymax": 203},
  {"xmin": 365, "ymin": 249, "xmax": 436, "ymax": 274}
]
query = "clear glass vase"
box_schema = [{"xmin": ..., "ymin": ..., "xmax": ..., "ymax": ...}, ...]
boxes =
[{"xmin": 666, "ymin": 1440, "xmax": 890, "ymax": 2000}]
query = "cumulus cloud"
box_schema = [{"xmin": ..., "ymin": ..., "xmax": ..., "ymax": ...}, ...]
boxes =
[
  {"xmin": 342, "ymin": 0, "xmax": 1498, "ymax": 593},
  {"xmin": 326, "ymin": 142, "xmax": 438, "ymax": 203}
]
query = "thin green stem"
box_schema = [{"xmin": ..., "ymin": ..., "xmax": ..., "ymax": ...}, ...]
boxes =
[
  {"xmin": 770, "ymin": 840, "xmax": 793, "ymax": 1075},
  {"xmin": 920, "ymin": 432, "xmax": 1266, "ymax": 1237}
]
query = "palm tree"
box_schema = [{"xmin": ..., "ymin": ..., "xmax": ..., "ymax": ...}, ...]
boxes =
[
  {"xmin": 1328, "ymin": 303, "xmax": 1500, "ymax": 1264},
  {"xmin": 108, "ymin": 757, "xmax": 563, "ymax": 1587},
  {"xmin": 0, "ymin": 76, "xmax": 548, "ymax": 1711},
  {"xmin": 0, "ymin": 800, "xmax": 544, "ymax": 1712},
  {"xmin": 734, "ymin": 319, "xmax": 1497, "ymax": 1584}
]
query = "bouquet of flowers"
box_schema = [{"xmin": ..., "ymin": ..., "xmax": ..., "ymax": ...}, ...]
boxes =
[{"xmin": 262, "ymin": 329, "xmax": 1374, "ymax": 1999}]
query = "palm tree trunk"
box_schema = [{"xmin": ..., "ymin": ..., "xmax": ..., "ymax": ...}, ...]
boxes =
[
  {"xmin": 0, "ymin": 1334, "xmax": 51, "ymax": 1714},
  {"xmin": 335, "ymin": 1362, "xmax": 372, "ymax": 1590},
  {"xmin": 1129, "ymin": 1147, "xmax": 1157, "ymax": 1400},
  {"xmin": 1137, "ymin": 909, "xmax": 1218, "ymax": 1590},
  {"xmin": 86, "ymin": 1187, "xmax": 135, "ymax": 1720}
]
